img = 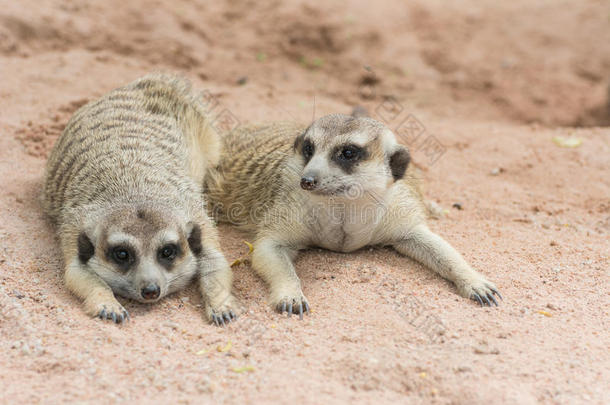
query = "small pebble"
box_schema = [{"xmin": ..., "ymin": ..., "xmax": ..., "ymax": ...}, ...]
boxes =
[
  {"xmin": 163, "ymin": 321, "xmax": 179, "ymax": 330},
  {"xmin": 236, "ymin": 76, "xmax": 248, "ymax": 86},
  {"xmin": 490, "ymin": 167, "xmax": 504, "ymax": 176},
  {"xmin": 473, "ymin": 346, "xmax": 500, "ymax": 355},
  {"xmin": 452, "ymin": 203, "xmax": 463, "ymax": 210}
]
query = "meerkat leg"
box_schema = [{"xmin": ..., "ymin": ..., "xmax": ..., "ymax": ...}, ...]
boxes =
[
  {"xmin": 198, "ymin": 246, "xmax": 239, "ymax": 326},
  {"xmin": 393, "ymin": 223, "xmax": 501, "ymax": 306},
  {"xmin": 251, "ymin": 237, "xmax": 309, "ymax": 319},
  {"xmin": 64, "ymin": 257, "xmax": 129, "ymax": 323}
]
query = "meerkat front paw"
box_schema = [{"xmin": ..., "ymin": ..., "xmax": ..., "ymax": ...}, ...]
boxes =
[
  {"xmin": 271, "ymin": 289, "xmax": 310, "ymax": 319},
  {"xmin": 456, "ymin": 273, "xmax": 502, "ymax": 307},
  {"xmin": 84, "ymin": 297, "xmax": 130, "ymax": 323},
  {"xmin": 206, "ymin": 296, "xmax": 239, "ymax": 327}
]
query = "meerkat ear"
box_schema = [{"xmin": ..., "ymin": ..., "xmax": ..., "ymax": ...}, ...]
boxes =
[
  {"xmin": 77, "ymin": 232, "xmax": 95, "ymax": 263},
  {"xmin": 293, "ymin": 124, "xmax": 312, "ymax": 152},
  {"xmin": 389, "ymin": 145, "xmax": 410, "ymax": 181},
  {"xmin": 187, "ymin": 223, "xmax": 203, "ymax": 257},
  {"xmin": 293, "ymin": 131, "xmax": 305, "ymax": 152}
]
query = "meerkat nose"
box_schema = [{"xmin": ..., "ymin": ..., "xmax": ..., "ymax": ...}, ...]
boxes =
[
  {"xmin": 141, "ymin": 284, "xmax": 161, "ymax": 300},
  {"xmin": 300, "ymin": 176, "xmax": 318, "ymax": 191}
]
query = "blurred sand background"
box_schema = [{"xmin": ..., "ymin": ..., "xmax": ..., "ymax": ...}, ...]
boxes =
[{"xmin": 0, "ymin": 0, "xmax": 608, "ymax": 403}]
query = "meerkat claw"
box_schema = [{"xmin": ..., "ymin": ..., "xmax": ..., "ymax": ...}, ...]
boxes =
[
  {"xmin": 490, "ymin": 288, "xmax": 503, "ymax": 301},
  {"xmin": 276, "ymin": 298, "xmax": 310, "ymax": 319},
  {"xmin": 215, "ymin": 314, "xmax": 224, "ymax": 326},
  {"xmin": 472, "ymin": 294, "xmax": 484, "ymax": 306},
  {"xmin": 488, "ymin": 293, "xmax": 498, "ymax": 306},
  {"xmin": 211, "ymin": 311, "xmax": 236, "ymax": 327},
  {"xmin": 98, "ymin": 307, "xmax": 129, "ymax": 323}
]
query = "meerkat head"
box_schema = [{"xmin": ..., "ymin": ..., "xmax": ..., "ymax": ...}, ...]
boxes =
[
  {"xmin": 75, "ymin": 204, "xmax": 202, "ymax": 303},
  {"xmin": 293, "ymin": 113, "xmax": 410, "ymax": 200}
]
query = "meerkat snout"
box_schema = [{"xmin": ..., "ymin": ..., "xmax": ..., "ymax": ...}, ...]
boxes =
[
  {"xmin": 300, "ymin": 175, "xmax": 318, "ymax": 190},
  {"xmin": 141, "ymin": 284, "xmax": 161, "ymax": 300}
]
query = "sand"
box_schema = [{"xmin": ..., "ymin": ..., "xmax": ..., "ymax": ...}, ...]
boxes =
[{"xmin": 0, "ymin": 0, "xmax": 608, "ymax": 403}]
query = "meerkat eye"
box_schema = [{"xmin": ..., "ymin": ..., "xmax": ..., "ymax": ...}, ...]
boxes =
[
  {"xmin": 338, "ymin": 145, "xmax": 361, "ymax": 161},
  {"xmin": 302, "ymin": 140, "xmax": 314, "ymax": 159},
  {"xmin": 112, "ymin": 247, "xmax": 130, "ymax": 263},
  {"xmin": 158, "ymin": 244, "xmax": 178, "ymax": 261}
]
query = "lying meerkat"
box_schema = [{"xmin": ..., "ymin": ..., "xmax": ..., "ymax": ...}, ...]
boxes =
[
  {"xmin": 205, "ymin": 114, "xmax": 501, "ymax": 318},
  {"xmin": 43, "ymin": 74, "xmax": 237, "ymax": 325}
]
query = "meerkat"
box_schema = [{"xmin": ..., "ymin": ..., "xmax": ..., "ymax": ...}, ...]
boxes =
[
  {"xmin": 43, "ymin": 74, "xmax": 237, "ymax": 325},
  {"xmin": 204, "ymin": 114, "xmax": 501, "ymax": 318}
]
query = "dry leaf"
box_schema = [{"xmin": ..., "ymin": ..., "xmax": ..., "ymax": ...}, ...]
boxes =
[
  {"xmin": 232, "ymin": 365, "xmax": 255, "ymax": 373},
  {"xmin": 552, "ymin": 136, "xmax": 582, "ymax": 148},
  {"xmin": 217, "ymin": 341, "xmax": 232, "ymax": 352}
]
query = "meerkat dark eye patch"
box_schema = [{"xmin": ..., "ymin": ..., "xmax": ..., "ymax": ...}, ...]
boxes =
[
  {"xmin": 302, "ymin": 139, "xmax": 315, "ymax": 162},
  {"xmin": 389, "ymin": 145, "xmax": 410, "ymax": 181},
  {"xmin": 106, "ymin": 245, "xmax": 137, "ymax": 271},
  {"xmin": 332, "ymin": 144, "xmax": 368, "ymax": 173},
  {"xmin": 77, "ymin": 232, "xmax": 95, "ymax": 264},
  {"xmin": 157, "ymin": 244, "xmax": 180, "ymax": 268},
  {"xmin": 187, "ymin": 223, "xmax": 202, "ymax": 257}
]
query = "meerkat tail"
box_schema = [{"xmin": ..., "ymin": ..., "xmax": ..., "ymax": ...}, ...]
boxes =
[{"xmin": 183, "ymin": 106, "xmax": 221, "ymax": 182}]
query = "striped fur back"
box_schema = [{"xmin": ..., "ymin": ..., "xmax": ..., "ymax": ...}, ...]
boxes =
[
  {"xmin": 43, "ymin": 74, "xmax": 217, "ymax": 223},
  {"xmin": 204, "ymin": 122, "xmax": 305, "ymax": 228}
]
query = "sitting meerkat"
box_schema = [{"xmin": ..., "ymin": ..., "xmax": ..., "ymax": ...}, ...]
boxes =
[
  {"xmin": 204, "ymin": 114, "xmax": 501, "ymax": 318},
  {"xmin": 43, "ymin": 74, "xmax": 237, "ymax": 325}
]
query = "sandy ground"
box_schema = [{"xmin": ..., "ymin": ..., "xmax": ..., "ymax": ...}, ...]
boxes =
[{"xmin": 0, "ymin": 0, "xmax": 609, "ymax": 403}]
